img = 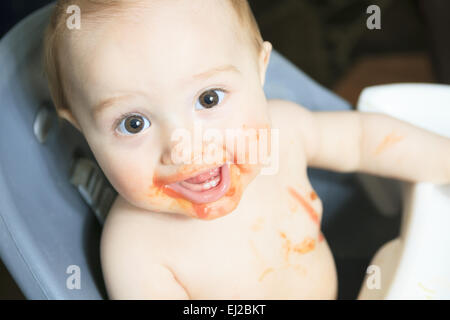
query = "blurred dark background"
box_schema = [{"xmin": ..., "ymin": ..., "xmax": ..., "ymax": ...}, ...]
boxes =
[
  {"xmin": 0, "ymin": 0, "xmax": 449, "ymax": 300},
  {"xmin": 249, "ymin": 0, "xmax": 450, "ymax": 104},
  {"xmin": 1, "ymin": 0, "xmax": 449, "ymax": 106}
]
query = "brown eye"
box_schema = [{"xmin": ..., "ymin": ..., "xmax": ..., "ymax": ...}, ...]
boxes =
[
  {"xmin": 196, "ymin": 89, "xmax": 225, "ymax": 110},
  {"xmin": 118, "ymin": 114, "xmax": 151, "ymax": 135}
]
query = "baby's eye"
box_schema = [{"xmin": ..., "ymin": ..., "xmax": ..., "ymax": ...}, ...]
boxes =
[
  {"xmin": 117, "ymin": 114, "xmax": 151, "ymax": 135},
  {"xmin": 195, "ymin": 89, "xmax": 225, "ymax": 110}
]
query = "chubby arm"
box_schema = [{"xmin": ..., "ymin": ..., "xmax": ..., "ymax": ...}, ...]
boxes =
[
  {"xmin": 100, "ymin": 198, "xmax": 190, "ymax": 300},
  {"xmin": 277, "ymin": 100, "xmax": 450, "ymax": 184}
]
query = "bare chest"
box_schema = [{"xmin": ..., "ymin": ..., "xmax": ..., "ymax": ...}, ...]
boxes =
[{"xmin": 161, "ymin": 149, "xmax": 335, "ymax": 299}]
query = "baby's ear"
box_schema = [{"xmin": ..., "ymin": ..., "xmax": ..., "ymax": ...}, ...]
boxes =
[
  {"xmin": 258, "ymin": 41, "xmax": 272, "ymax": 87},
  {"xmin": 57, "ymin": 108, "xmax": 82, "ymax": 132}
]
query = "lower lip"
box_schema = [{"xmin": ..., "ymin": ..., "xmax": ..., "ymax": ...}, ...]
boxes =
[{"xmin": 166, "ymin": 164, "xmax": 231, "ymax": 204}]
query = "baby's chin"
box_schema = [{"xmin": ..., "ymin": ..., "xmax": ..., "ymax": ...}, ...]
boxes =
[{"xmin": 127, "ymin": 163, "xmax": 260, "ymax": 220}]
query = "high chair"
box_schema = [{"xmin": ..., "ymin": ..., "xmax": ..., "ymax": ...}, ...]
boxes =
[{"xmin": 0, "ymin": 3, "xmax": 412, "ymax": 299}]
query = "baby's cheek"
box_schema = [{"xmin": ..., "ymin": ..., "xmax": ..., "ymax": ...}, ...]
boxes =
[{"xmin": 104, "ymin": 160, "xmax": 154, "ymax": 205}]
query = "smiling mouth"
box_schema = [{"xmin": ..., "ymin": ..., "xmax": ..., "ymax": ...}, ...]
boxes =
[{"xmin": 166, "ymin": 164, "xmax": 231, "ymax": 204}]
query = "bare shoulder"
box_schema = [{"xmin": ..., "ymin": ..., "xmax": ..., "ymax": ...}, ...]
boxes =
[
  {"xmin": 267, "ymin": 99, "xmax": 317, "ymax": 158},
  {"xmin": 267, "ymin": 98, "xmax": 311, "ymax": 117},
  {"xmin": 101, "ymin": 195, "xmax": 152, "ymax": 248},
  {"xmin": 101, "ymin": 195, "xmax": 172, "ymax": 263},
  {"xmin": 267, "ymin": 99, "xmax": 315, "ymax": 130},
  {"xmin": 100, "ymin": 196, "xmax": 189, "ymax": 299}
]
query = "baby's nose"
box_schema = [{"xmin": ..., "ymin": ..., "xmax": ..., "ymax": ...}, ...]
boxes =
[
  {"xmin": 160, "ymin": 147, "xmax": 175, "ymax": 165},
  {"xmin": 159, "ymin": 117, "xmax": 194, "ymax": 166}
]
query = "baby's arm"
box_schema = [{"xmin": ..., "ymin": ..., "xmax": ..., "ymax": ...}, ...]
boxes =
[{"xmin": 278, "ymin": 100, "xmax": 450, "ymax": 183}]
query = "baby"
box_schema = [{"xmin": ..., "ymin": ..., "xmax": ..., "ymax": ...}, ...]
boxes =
[{"xmin": 44, "ymin": 0, "xmax": 450, "ymax": 299}]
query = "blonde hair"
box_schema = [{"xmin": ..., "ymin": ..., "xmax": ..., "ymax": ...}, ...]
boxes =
[{"xmin": 43, "ymin": 0, "xmax": 264, "ymax": 113}]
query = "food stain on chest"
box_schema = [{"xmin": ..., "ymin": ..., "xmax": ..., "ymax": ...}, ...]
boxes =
[
  {"xmin": 251, "ymin": 217, "xmax": 265, "ymax": 232},
  {"xmin": 250, "ymin": 237, "xmax": 308, "ymax": 283},
  {"xmin": 258, "ymin": 267, "xmax": 274, "ymax": 282},
  {"xmin": 280, "ymin": 231, "xmax": 316, "ymax": 261},
  {"xmin": 255, "ymin": 231, "xmax": 314, "ymax": 281},
  {"xmin": 287, "ymin": 186, "xmax": 320, "ymax": 225},
  {"xmin": 287, "ymin": 187, "xmax": 324, "ymax": 242},
  {"xmin": 248, "ymin": 187, "xmax": 324, "ymax": 283},
  {"xmin": 318, "ymin": 232, "xmax": 324, "ymax": 242}
]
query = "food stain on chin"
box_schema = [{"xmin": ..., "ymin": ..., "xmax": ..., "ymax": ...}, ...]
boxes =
[{"xmin": 148, "ymin": 163, "xmax": 247, "ymax": 220}]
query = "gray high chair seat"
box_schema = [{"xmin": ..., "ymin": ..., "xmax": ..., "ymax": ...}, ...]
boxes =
[{"xmin": 0, "ymin": 3, "xmax": 399, "ymax": 299}]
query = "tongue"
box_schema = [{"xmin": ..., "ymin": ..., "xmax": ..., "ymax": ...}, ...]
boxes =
[{"xmin": 184, "ymin": 167, "xmax": 220, "ymax": 184}]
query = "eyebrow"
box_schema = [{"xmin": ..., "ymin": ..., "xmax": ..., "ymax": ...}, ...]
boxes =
[
  {"xmin": 93, "ymin": 94, "xmax": 140, "ymax": 117},
  {"xmin": 93, "ymin": 64, "xmax": 240, "ymax": 116},
  {"xmin": 191, "ymin": 64, "xmax": 241, "ymax": 81}
]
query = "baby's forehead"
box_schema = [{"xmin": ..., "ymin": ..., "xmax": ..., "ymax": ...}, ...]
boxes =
[
  {"xmin": 64, "ymin": 0, "xmax": 247, "ymax": 61},
  {"xmin": 60, "ymin": 0, "xmax": 252, "ymax": 102},
  {"xmin": 72, "ymin": 0, "xmax": 243, "ymax": 34}
]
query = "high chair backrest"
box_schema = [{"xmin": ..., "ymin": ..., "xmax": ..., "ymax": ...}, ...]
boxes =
[{"xmin": 0, "ymin": 4, "xmax": 106, "ymax": 299}]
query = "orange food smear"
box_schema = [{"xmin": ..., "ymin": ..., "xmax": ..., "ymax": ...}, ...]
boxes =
[
  {"xmin": 287, "ymin": 186, "xmax": 320, "ymax": 226},
  {"xmin": 225, "ymin": 186, "xmax": 236, "ymax": 197},
  {"xmin": 282, "ymin": 238, "xmax": 291, "ymax": 262},
  {"xmin": 151, "ymin": 173, "xmax": 215, "ymax": 218},
  {"xmin": 293, "ymin": 237, "xmax": 316, "ymax": 254},
  {"xmin": 375, "ymin": 132, "xmax": 404, "ymax": 155},
  {"xmin": 146, "ymin": 130, "xmax": 267, "ymax": 220},
  {"xmin": 280, "ymin": 232, "xmax": 316, "ymax": 262},
  {"xmin": 148, "ymin": 162, "xmax": 251, "ymax": 220},
  {"xmin": 258, "ymin": 267, "xmax": 274, "ymax": 282},
  {"xmin": 310, "ymin": 191, "xmax": 318, "ymax": 201},
  {"xmin": 318, "ymin": 232, "xmax": 324, "ymax": 242},
  {"xmin": 251, "ymin": 217, "xmax": 265, "ymax": 232}
]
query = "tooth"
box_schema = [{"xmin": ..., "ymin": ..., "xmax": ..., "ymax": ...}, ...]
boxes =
[
  {"xmin": 210, "ymin": 179, "xmax": 218, "ymax": 187},
  {"xmin": 203, "ymin": 182, "xmax": 211, "ymax": 190}
]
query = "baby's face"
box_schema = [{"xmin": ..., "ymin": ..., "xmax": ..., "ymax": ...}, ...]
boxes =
[{"xmin": 60, "ymin": 0, "xmax": 272, "ymax": 220}]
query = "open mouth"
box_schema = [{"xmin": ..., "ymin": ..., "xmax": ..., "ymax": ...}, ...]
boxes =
[{"xmin": 166, "ymin": 164, "xmax": 231, "ymax": 204}]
